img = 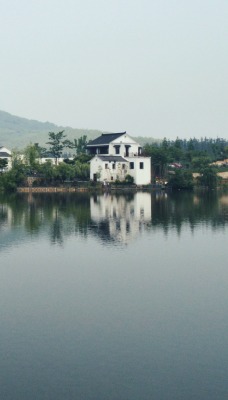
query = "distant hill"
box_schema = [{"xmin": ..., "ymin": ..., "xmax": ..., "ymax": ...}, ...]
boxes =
[{"xmin": 0, "ymin": 110, "xmax": 158, "ymax": 149}]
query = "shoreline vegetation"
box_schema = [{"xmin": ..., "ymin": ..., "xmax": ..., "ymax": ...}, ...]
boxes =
[{"xmin": 1, "ymin": 131, "xmax": 228, "ymax": 193}]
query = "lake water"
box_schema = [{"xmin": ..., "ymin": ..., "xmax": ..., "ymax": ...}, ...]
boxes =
[{"xmin": 0, "ymin": 190, "xmax": 228, "ymax": 400}]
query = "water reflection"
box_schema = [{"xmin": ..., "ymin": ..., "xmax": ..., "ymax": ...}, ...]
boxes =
[
  {"xmin": 150, "ymin": 190, "xmax": 228, "ymax": 234},
  {"xmin": 0, "ymin": 190, "xmax": 227, "ymax": 250},
  {"xmin": 1, "ymin": 190, "xmax": 227, "ymax": 400},
  {"xmin": 90, "ymin": 192, "xmax": 151, "ymax": 244}
]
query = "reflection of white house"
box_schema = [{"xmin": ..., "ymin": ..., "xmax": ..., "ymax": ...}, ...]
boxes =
[
  {"xmin": 87, "ymin": 132, "xmax": 151, "ymax": 185},
  {"xmin": 90, "ymin": 192, "xmax": 151, "ymax": 244},
  {"xmin": 0, "ymin": 146, "xmax": 12, "ymax": 170}
]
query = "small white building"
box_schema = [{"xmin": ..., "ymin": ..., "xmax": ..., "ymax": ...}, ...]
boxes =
[
  {"xmin": 87, "ymin": 132, "xmax": 151, "ymax": 185},
  {"xmin": 38, "ymin": 156, "xmax": 73, "ymax": 165},
  {"xmin": 0, "ymin": 146, "xmax": 12, "ymax": 170}
]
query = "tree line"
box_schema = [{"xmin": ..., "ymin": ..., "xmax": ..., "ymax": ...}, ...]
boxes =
[
  {"xmin": 143, "ymin": 136, "xmax": 228, "ymax": 189},
  {"xmin": 0, "ymin": 132, "xmax": 228, "ymax": 191},
  {"xmin": 0, "ymin": 131, "xmax": 91, "ymax": 191}
]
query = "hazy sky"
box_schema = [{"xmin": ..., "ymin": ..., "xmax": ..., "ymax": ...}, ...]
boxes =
[{"xmin": 1, "ymin": 0, "xmax": 228, "ymax": 139}]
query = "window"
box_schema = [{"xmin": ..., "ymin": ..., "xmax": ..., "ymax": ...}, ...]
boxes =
[
  {"xmin": 105, "ymin": 163, "xmax": 108, "ymax": 169},
  {"xmin": 115, "ymin": 146, "xmax": 120, "ymax": 155},
  {"xmin": 125, "ymin": 145, "xmax": 130, "ymax": 157},
  {"xmin": 122, "ymin": 164, "xmax": 125, "ymax": 169},
  {"xmin": 140, "ymin": 162, "xmax": 144, "ymax": 169},
  {"xmin": 112, "ymin": 163, "xmax": 116, "ymax": 169},
  {"xmin": 130, "ymin": 162, "xmax": 134, "ymax": 169}
]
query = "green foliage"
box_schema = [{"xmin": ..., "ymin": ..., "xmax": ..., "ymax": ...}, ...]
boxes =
[
  {"xmin": 0, "ymin": 163, "xmax": 26, "ymax": 192},
  {"xmin": 55, "ymin": 163, "xmax": 75, "ymax": 182},
  {"xmin": 73, "ymin": 160, "xmax": 90, "ymax": 180},
  {"xmin": 63, "ymin": 153, "xmax": 91, "ymax": 165},
  {"xmin": 224, "ymin": 146, "xmax": 228, "ymax": 158},
  {"xmin": 191, "ymin": 156, "xmax": 211, "ymax": 170},
  {"xmin": 11, "ymin": 149, "xmax": 23, "ymax": 168},
  {"xmin": 63, "ymin": 139, "xmax": 77, "ymax": 153},
  {"xmin": 23, "ymin": 144, "xmax": 40, "ymax": 167},
  {"xmin": 75, "ymin": 154, "xmax": 92, "ymax": 163},
  {"xmin": 38, "ymin": 161, "xmax": 56, "ymax": 181},
  {"xmin": 0, "ymin": 158, "xmax": 8, "ymax": 170},
  {"xmin": 197, "ymin": 167, "xmax": 218, "ymax": 188},
  {"xmin": 124, "ymin": 174, "xmax": 134, "ymax": 184},
  {"xmin": 168, "ymin": 170, "xmax": 194, "ymax": 190},
  {"xmin": 46, "ymin": 131, "xmax": 66, "ymax": 162},
  {"xmin": 143, "ymin": 144, "xmax": 168, "ymax": 177},
  {"xmin": 168, "ymin": 145, "xmax": 183, "ymax": 162},
  {"xmin": 113, "ymin": 175, "xmax": 135, "ymax": 185},
  {"xmin": 143, "ymin": 136, "xmax": 228, "ymax": 179},
  {"xmin": 34, "ymin": 143, "xmax": 47, "ymax": 157},
  {"xmin": 64, "ymin": 135, "xmax": 88, "ymax": 155}
]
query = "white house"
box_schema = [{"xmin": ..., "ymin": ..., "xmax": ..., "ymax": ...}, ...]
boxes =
[
  {"xmin": 0, "ymin": 146, "xmax": 12, "ymax": 170},
  {"xmin": 87, "ymin": 132, "xmax": 151, "ymax": 185}
]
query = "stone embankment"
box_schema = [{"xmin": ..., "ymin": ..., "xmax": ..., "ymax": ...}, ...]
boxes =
[
  {"xmin": 17, "ymin": 184, "xmax": 161, "ymax": 193},
  {"xmin": 17, "ymin": 187, "xmax": 89, "ymax": 193}
]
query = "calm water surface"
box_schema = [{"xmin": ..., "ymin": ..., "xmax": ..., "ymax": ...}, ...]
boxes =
[{"xmin": 0, "ymin": 190, "xmax": 227, "ymax": 400}]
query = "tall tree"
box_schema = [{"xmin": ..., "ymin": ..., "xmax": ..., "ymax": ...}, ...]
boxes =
[
  {"xmin": 46, "ymin": 131, "xmax": 66, "ymax": 164},
  {"xmin": 24, "ymin": 144, "xmax": 40, "ymax": 168},
  {"xmin": 64, "ymin": 135, "xmax": 88, "ymax": 155},
  {"xmin": 143, "ymin": 144, "xmax": 168, "ymax": 178},
  {"xmin": 197, "ymin": 167, "xmax": 218, "ymax": 188},
  {"xmin": 34, "ymin": 143, "xmax": 47, "ymax": 158},
  {"xmin": 77, "ymin": 135, "xmax": 88, "ymax": 154}
]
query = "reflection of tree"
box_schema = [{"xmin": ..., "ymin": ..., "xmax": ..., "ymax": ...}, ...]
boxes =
[
  {"xmin": 150, "ymin": 190, "xmax": 228, "ymax": 234},
  {"xmin": 50, "ymin": 209, "xmax": 63, "ymax": 245},
  {"xmin": 0, "ymin": 204, "xmax": 8, "ymax": 224},
  {"xmin": 24, "ymin": 203, "xmax": 42, "ymax": 233},
  {"xmin": 0, "ymin": 192, "xmax": 91, "ymax": 246},
  {"xmin": 0, "ymin": 190, "xmax": 227, "ymax": 248}
]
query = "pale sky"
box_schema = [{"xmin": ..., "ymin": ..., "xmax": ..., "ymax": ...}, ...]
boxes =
[{"xmin": 1, "ymin": 0, "xmax": 228, "ymax": 139}]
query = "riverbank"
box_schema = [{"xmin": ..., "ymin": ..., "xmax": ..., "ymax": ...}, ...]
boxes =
[
  {"xmin": 17, "ymin": 187, "xmax": 90, "ymax": 193},
  {"xmin": 17, "ymin": 183, "xmax": 164, "ymax": 193}
]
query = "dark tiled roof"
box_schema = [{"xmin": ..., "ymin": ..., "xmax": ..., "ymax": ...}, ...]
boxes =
[
  {"xmin": 0, "ymin": 152, "xmax": 11, "ymax": 157},
  {"xmin": 87, "ymin": 132, "xmax": 126, "ymax": 146},
  {"xmin": 97, "ymin": 155, "xmax": 127, "ymax": 162},
  {"xmin": 42, "ymin": 153, "xmax": 55, "ymax": 158}
]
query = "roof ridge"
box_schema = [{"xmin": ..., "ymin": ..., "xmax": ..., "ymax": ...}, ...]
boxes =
[{"xmin": 101, "ymin": 132, "xmax": 126, "ymax": 136}]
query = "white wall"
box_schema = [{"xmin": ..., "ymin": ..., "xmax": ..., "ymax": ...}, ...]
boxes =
[
  {"xmin": 125, "ymin": 157, "xmax": 151, "ymax": 185},
  {"xmin": 109, "ymin": 134, "xmax": 141, "ymax": 157},
  {"xmin": 39, "ymin": 157, "xmax": 73, "ymax": 165},
  {"xmin": 0, "ymin": 147, "xmax": 12, "ymax": 170},
  {"xmin": 90, "ymin": 156, "xmax": 128, "ymax": 182},
  {"xmin": 90, "ymin": 155, "xmax": 151, "ymax": 185}
]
